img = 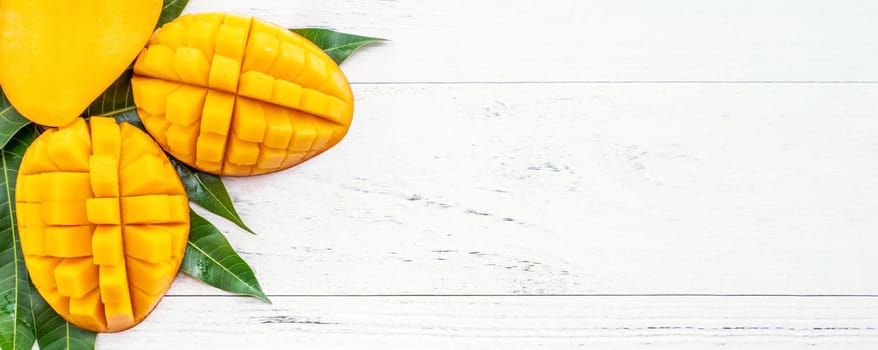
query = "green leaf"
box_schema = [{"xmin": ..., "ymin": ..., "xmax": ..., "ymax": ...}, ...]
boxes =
[
  {"xmin": 83, "ymin": 68, "xmax": 134, "ymax": 117},
  {"xmin": 112, "ymin": 109, "xmax": 145, "ymax": 130},
  {"xmin": 172, "ymin": 160, "xmax": 254, "ymax": 234},
  {"xmin": 0, "ymin": 126, "xmax": 39, "ymax": 350},
  {"xmin": 158, "ymin": 0, "xmax": 190, "ymax": 28},
  {"xmin": 290, "ymin": 28, "xmax": 387, "ymax": 64},
  {"xmin": 182, "ymin": 211, "xmax": 269, "ymax": 302},
  {"xmin": 31, "ymin": 289, "xmax": 96, "ymax": 350},
  {"xmin": 0, "ymin": 89, "xmax": 32, "ymax": 150}
]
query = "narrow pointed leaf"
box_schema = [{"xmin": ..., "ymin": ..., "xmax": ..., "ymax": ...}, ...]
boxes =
[
  {"xmin": 31, "ymin": 288, "xmax": 96, "ymax": 350},
  {"xmin": 290, "ymin": 28, "xmax": 387, "ymax": 64},
  {"xmin": 182, "ymin": 211, "xmax": 269, "ymax": 302},
  {"xmin": 0, "ymin": 89, "xmax": 32, "ymax": 150},
  {"xmin": 173, "ymin": 160, "xmax": 254, "ymax": 234},
  {"xmin": 158, "ymin": 0, "xmax": 190, "ymax": 28},
  {"xmin": 0, "ymin": 126, "xmax": 39, "ymax": 350},
  {"xmin": 83, "ymin": 68, "xmax": 134, "ymax": 117}
]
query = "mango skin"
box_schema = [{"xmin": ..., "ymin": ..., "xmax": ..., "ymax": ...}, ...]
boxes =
[
  {"xmin": 15, "ymin": 117, "xmax": 189, "ymax": 333},
  {"xmin": 0, "ymin": 0, "xmax": 162, "ymax": 126},
  {"xmin": 132, "ymin": 13, "xmax": 354, "ymax": 176}
]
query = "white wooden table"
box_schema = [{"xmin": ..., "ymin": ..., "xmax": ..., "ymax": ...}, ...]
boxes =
[{"xmin": 100, "ymin": 1, "xmax": 878, "ymax": 348}]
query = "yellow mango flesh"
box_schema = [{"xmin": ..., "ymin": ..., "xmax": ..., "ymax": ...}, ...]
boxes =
[
  {"xmin": 132, "ymin": 13, "xmax": 354, "ymax": 176},
  {"xmin": 16, "ymin": 117, "xmax": 189, "ymax": 333},
  {"xmin": 0, "ymin": 0, "xmax": 162, "ymax": 126}
]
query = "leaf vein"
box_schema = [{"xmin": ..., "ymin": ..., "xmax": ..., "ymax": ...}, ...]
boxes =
[{"xmin": 187, "ymin": 240, "xmax": 261, "ymax": 295}]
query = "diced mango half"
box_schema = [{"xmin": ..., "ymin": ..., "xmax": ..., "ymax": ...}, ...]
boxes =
[
  {"xmin": 132, "ymin": 13, "xmax": 354, "ymax": 176},
  {"xmin": 15, "ymin": 117, "xmax": 190, "ymax": 333}
]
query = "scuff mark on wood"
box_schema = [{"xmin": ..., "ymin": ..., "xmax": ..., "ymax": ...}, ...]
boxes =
[{"xmin": 254, "ymin": 316, "xmax": 337, "ymax": 325}]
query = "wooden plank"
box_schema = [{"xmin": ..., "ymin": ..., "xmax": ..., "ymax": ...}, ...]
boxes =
[
  {"xmin": 184, "ymin": 0, "xmax": 878, "ymax": 82},
  {"xmin": 100, "ymin": 296, "xmax": 878, "ymax": 349},
  {"xmin": 164, "ymin": 83, "xmax": 878, "ymax": 296}
]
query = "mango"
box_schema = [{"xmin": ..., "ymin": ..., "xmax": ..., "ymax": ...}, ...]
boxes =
[
  {"xmin": 16, "ymin": 117, "xmax": 189, "ymax": 333},
  {"xmin": 0, "ymin": 0, "xmax": 162, "ymax": 126},
  {"xmin": 132, "ymin": 13, "xmax": 354, "ymax": 176}
]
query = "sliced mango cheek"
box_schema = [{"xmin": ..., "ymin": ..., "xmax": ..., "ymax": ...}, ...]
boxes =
[
  {"xmin": 15, "ymin": 117, "xmax": 190, "ymax": 333},
  {"xmin": 132, "ymin": 13, "xmax": 354, "ymax": 176},
  {"xmin": 0, "ymin": 0, "xmax": 162, "ymax": 127}
]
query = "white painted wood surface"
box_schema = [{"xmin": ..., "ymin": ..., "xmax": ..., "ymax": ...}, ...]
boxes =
[
  {"xmin": 188, "ymin": 0, "xmax": 878, "ymax": 82},
  {"xmin": 101, "ymin": 296, "xmax": 878, "ymax": 349},
  {"xmin": 101, "ymin": 0, "xmax": 878, "ymax": 348}
]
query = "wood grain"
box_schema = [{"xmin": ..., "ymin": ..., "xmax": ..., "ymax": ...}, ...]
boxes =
[
  {"xmin": 162, "ymin": 83, "xmax": 878, "ymax": 296},
  {"xmin": 87, "ymin": 1, "xmax": 878, "ymax": 349},
  {"xmin": 100, "ymin": 296, "xmax": 878, "ymax": 349},
  {"xmin": 184, "ymin": 0, "xmax": 878, "ymax": 82}
]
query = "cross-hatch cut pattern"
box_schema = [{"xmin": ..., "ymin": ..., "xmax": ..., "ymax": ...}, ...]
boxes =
[
  {"xmin": 132, "ymin": 13, "xmax": 354, "ymax": 176},
  {"xmin": 15, "ymin": 117, "xmax": 190, "ymax": 333}
]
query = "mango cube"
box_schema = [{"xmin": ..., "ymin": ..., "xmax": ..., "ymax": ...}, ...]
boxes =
[
  {"xmin": 90, "ymin": 155, "xmax": 120, "ymax": 197},
  {"xmin": 86, "ymin": 198, "xmax": 121, "ymax": 224},
  {"xmin": 91, "ymin": 225, "xmax": 124, "ymax": 265},
  {"xmin": 69, "ymin": 290, "xmax": 107, "ymax": 331},
  {"xmin": 124, "ymin": 225, "xmax": 172, "ymax": 263},
  {"xmin": 45, "ymin": 225, "xmax": 93, "ymax": 257},
  {"xmin": 55, "ymin": 258, "xmax": 99, "ymax": 298}
]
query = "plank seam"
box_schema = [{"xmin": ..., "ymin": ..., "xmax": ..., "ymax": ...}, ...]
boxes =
[
  {"xmin": 349, "ymin": 81, "xmax": 878, "ymax": 85},
  {"xmin": 162, "ymin": 294, "xmax": 878, "ymax": 298}
]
